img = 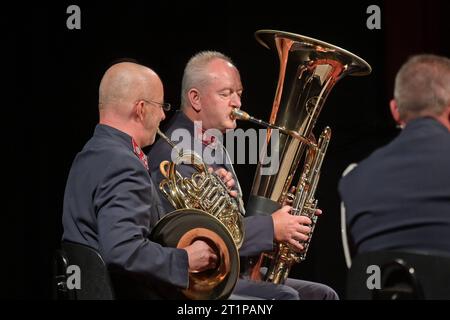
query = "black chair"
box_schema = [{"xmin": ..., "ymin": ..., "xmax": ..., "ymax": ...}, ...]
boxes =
[
  {"xmin": 346, "ymin": 250, "xmax": 450, "ymax": 300},
  {"xmin": 53, "ymin": 241, "xmax": 114, "ymax": 300}
]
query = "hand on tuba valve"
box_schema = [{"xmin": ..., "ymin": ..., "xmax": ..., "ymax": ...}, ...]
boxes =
[{"xmin": 271, "ymin": 206, "xmax": 320, "ymax": 253}]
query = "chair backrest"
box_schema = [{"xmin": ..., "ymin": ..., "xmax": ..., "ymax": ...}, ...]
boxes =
[
  {"xmin": 53, "ymin": 241, "xmax": 114, "ymax": 300},
  {"xmin": 340, "ymin": 163, "xmax": 358, "ymax": 269},
  {"xmin": 346, "ymin": 250, "xmax": 450, "ymax": 300}
]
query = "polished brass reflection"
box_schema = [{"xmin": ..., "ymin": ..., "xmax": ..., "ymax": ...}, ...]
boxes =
[{"xmin": 237, "ymin": 30, "xmax": 371, "ymax": 284}]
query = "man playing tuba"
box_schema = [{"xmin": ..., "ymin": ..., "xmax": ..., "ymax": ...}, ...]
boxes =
[{"xmin": 149, "ymin": 51, "xmax": 339, "ymax": 300}]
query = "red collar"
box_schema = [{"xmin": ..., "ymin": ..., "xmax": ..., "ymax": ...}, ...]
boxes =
[
  {"xmin": 131, "ymin": 138, "xmax": 149, "ymax": 170},
  {"xmin": 195, "ymin": 126, "xmax": 218, "ymax": 148}
]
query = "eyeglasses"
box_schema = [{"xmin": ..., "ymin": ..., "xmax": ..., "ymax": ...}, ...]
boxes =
[{"xmin": 140, "ymin": 99, "xmax": 171, "ymax": 111}]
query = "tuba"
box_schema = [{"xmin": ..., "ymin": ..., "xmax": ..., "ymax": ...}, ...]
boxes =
[
  {"xmin": 150, "ymin": 129, "xmax": 244, "ymax": 299},
  {"xmin": 234, "ymin": 30, "xmax": 371, "ymax": 284}
]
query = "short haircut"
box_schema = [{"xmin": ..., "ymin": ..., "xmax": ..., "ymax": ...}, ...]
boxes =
[
  {"xmin": 180, "ymin": 51, "xmax": 234, "ymax": 109},
  {"xmin": 394, "ymin": 54, "xmax": 450, "ymax": 120}
]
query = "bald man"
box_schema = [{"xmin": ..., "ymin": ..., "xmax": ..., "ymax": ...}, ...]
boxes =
[{"xmin": 62, "ymin": 62, "xmax": 217, "ymax": 299}]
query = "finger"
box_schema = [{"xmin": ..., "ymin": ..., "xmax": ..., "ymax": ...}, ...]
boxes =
[
  {"xmin": 297, "ymin": 225, "xmax": 311, "ymax": 235},
  {"xmin": 209, "ymin": 253, "xmax": 218, "ymax": 263},
  {"xmin": 220, "ymin": 172, "xmax": 233, "ymax": 184},
  {"xmin": 226, "ymin": 179, "xmax": 235, "ymax": 189},
  {"xmin": 288, "ymin": 238, "xmax": 304, "ymax": 252},
  {"xmin": 315, "ymin": 209, "xmax": 323, "ymax": 216},
  {"xmin": 298, "ymin": 216, "xmax": 312, "ymax": 225},
  {"xmin": 228, "ymin": 190, "xmax": 238, "ymax": 198},
  {"xmin": 208, "ymin": 167, "xmax": 214, "ymax": 173},
  {"xmin": 293, "ymin": 231, "xmax": 309, "ymax": 242},
  {"xmin": 215, "ymin": 168, "xmax": 227, "ymax": 177},
  {"xmin": 193, "ymin": 239, "xmax": 206, "ymax": 247}
]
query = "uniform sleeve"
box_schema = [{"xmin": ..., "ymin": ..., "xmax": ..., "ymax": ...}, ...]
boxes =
[
  {"xmin": 239, "ymin": 215, "xmax": 274, "ymax": 256},
  {"xmin": 94, "ymin": 154, "xmax": 189, "ymax": 289}
]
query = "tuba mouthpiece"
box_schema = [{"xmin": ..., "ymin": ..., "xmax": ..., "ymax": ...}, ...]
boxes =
[{"xmin": 230, "ymin": 108, "xmax": 250, "ymax": 121}]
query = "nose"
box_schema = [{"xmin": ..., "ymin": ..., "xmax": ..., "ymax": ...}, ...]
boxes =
[{"xmin": 231, "ymin": 92, "xmax": 242, "ymax": 109}]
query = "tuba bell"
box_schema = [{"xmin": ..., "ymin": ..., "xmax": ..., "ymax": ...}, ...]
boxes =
[
  {"xmin": 235, "ymin": 30, "xmax": 371, "ymax": 284},
  {"xmin": 150, "ymin": 129, "xmax": 244, "ymax": 300}
]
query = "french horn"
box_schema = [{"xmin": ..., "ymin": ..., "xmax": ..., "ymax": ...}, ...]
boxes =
[{"xmin": 150, "ymin": 129, "xmax": 244, "ymax": 299}]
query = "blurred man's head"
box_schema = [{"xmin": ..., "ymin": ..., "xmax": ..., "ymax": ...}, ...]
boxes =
[{"xmin": 390, "ymin": 54, "xmax": 450, "ymax": 129}]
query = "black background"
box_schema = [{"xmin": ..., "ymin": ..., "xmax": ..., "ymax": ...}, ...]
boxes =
[{"xmin": 3, "ymin": 0, "xmax": 449, "ymax": 299}]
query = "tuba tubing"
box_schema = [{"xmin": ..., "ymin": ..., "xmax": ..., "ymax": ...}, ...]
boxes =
[
  {"xmin": 236, "ymin": 29, "xmax": 371, "ymax": 284},
  {"xmin": 232, "ymin": 108, "xmax": 332, "ymax": 284}
]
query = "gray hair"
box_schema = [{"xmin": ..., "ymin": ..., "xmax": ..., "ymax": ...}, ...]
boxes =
[
  {"xmin": 394, "ymin": 54, "xmax": 450, "ymax": 120},
  {"xmin": 181, "ymin": 51, "xmax": 234, "ymax": 109}
]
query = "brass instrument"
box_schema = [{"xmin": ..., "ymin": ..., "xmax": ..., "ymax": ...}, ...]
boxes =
[
  {"xmin": 150, "ymin": 129, "xmax": 244, "ymax": 299},
  {"xmin": 235, "ymin": 30, "xmax": 372, "ymax": 284}
]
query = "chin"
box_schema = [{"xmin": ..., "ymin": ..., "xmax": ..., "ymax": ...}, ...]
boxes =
[
  {"xmin": 225, "ymin": 120, "xmax": 237, "ymax": 130},
  {"xmin": 147, "ymin": 134, "xmax": 156, "ymax": 146}
]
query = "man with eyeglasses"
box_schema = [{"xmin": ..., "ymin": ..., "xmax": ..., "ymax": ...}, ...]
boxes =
[
  {"xmin": 62, "ymin": 61, "xmax": 218, "ymax": 299},
  {"xmin": 140, "ymin": 99, "xmax": 172, "ymax": 112}
]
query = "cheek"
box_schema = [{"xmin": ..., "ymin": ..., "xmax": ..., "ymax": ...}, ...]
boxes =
[
  {"xmin": 224, "ymin": 107, "xmax": 234, "ymax": 120},
  {"xmin": 216, "ymin": 108, "xmax": 230, "ymax": 125},
  {"xmin": 147, "ymin": 113, "xmax": 157, "ymax": 128}
]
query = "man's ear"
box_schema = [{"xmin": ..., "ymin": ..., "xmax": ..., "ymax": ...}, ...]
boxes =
[
  {"xmin": 390, "ymin": 99, "xmax": 404, "ymax": 127},
  {"xmin": 188, "ymin": 88, "xmax": 201, "ymax": 112},
  {"xmin": 136, "ymin": 100, "xmax": 145, "ymax": 121},
  {"xmin": 442, "ymin": 105, "xmax": 450, "ymax": 130}
]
